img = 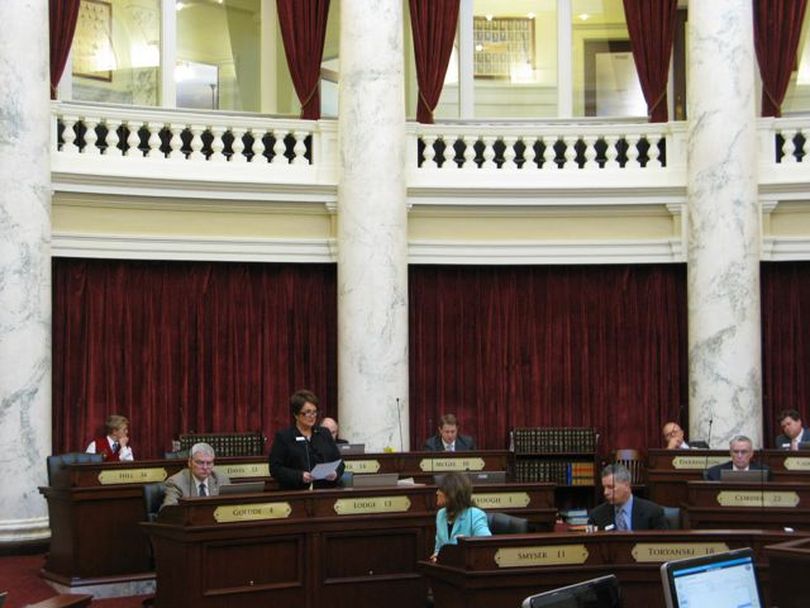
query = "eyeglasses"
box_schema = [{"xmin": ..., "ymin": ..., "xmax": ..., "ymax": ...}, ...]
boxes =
[
  {"xmin": 193, "ymin": 459, "xmax": 215, "ymax": 467},
  {"xmin": 731, "ymin": 449, "xmax": 752, "ymax": 455},
  {"xmin": 299, "ymin": 409, "xmax": 318, "ymax": 417}
]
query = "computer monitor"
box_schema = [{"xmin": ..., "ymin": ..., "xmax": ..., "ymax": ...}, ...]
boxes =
[
  {"xmin": 521, "ymin": 575, "xmax": 621, "ymax": 608},
  {"xmin": 218, "ymin": 481, "xmax": 265, "ymax": 496},
  {"xmin": 338, "ymin": 443, "xmax": 365, "ymax": 455},
  {"xmin": 660, "ymin": 548, "xmax": 763, "ymax": 608},
  {"xmin": 433, "ymin": 471, "xmax": 507, "ymax": 486},
  {"xmin": 719, "ymin": 469, "xmax": 768, "ymax": 482},
  {"xmin": 352, "ymin": 473, "xmax": 399, "ymax": 488}
]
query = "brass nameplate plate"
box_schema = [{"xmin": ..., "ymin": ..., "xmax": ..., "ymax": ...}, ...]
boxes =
[
  {"xmin": 495, "ymin": 545, "xmax": 588, "ymax": 568},
  {"xmin": 473, "ymin": 492, "xmax": 531, "ymax": 509},
  {"xmin": 218, "ymin": 463, "xmax": 270, "ymax": 478},
  {"xmin": 671, "ymin": 456, "xmax": 729, "ymax": 469},
  {"xmin": 783, "ymin": 457, "xmax": 810, "ymax": 472},
  {"xmin": 97, "ymin": 467, "xmax": 168, "ymax": 485},
  {"xmin": 631, "ymin": 543, "xmax": 729, "ymax": 563},
  {"xmin": 344, "ymin": 460, "xmax": 381, "ymax": 474},
  {"xmin": 716, "ymin": 491, "xmax": 800, "ymax": 508},
  {"xmin": 419, "ymin": 457, "xmax": 486, "ymax": 472},
  {"xmin": 213, "ymin": 502, "xmax": 292, "ymax": 523},
  {"xmin": 334, "ymin": 496, "xmax": 411, "ymax": 515}
]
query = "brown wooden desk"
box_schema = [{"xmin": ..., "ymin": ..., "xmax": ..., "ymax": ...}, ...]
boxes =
[
  {"xmin": 765, "ymin": 536, "xmax": 810, "ymax": 608},
  {"xmin": 419, "ymin": 530, "xmax": 802, "ymax": 608},
  {"xmin": 646, "ymin": 449, "xmax": 730, "ymax": 506},
  {"xmin": 685, "ymin": 481, "xmax": 810, "ymax": 530}
]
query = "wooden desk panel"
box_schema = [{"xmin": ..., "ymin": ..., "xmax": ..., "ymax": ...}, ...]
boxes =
[
  {"xmin": 765, "ymin": 537, "xmax": 810, "ymax": 608},
  {"xmin": 646, "ymin": 449, "xmax": 729, "ymax": 507}
]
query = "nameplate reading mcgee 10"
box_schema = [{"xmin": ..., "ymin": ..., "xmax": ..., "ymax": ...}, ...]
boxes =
[
  {"xmin": 419, "ymin": 457, "xmax": 485, "ymax": 472},
  {"xmin": 97, "ymin": 468, "xmax": 168, "ymax": 485},
  {"xmin": 495, "ymin": 544, "xmax": 589, "ymax": 568}
]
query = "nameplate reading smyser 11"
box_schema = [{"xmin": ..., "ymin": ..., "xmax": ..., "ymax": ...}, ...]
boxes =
[
  {"xmin": 213, "ymin": 502, "xmax": 292, "ymax": 523},
  {"xmin": 783, "ymin": 457, "xmax": 810, "ymax": 471},
  {"xmin": 218, "ymin": 463, "xmax": 270, "ymax": 478},
  {"xmin": 495, "ymin": 545, "xmax": 588, "ymax": 568},
  {"xmin": 97, "ymin": 468, "xmax": 168, "ymax": 485},
  {"xmin": 419, "ymin": 457, "xmax": 486, "ymax": 472},
  {"xmin": 716, "ymin": 491, "xmax": 800, "ymax": 508},
  {"xmin": 473, "ymin": 492, "xmax": 531, "ymax": 509},
  {"xmin": 631, "ymin": 543, "xmax": 729, "ymax": 563},
  {"xmin": 671, "ymin": 456, "xmax": 730, "ymax": 469},
  {"xmin": 333, "ymin": 496, "xmax": 411, "ymax": 515},
  {"xmin": 344, "ymin": 460, "xmax": 381, "ymax": 474}
]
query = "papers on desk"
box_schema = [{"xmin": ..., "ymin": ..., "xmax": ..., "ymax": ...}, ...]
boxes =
[{"xmin": 311, "ymin": 460, "xmax": 342, "ymax": 480}]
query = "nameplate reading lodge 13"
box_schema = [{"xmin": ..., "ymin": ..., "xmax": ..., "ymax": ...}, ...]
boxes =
[
  {"xmin": 344, "ymin": 460, "xmax": 381, "ymax": 474},
  {"xmin": 716, "ymin": 491, "xmax": 800, "ymax": 508},
  {"xmin": 671, "ymin": 456, "xmax": 730, "ymax": 469},
  {"xmin": 218, "ymin": 463, "xmax": 270, "ymax": 478},
  {"xmin": 333, "ymin": 496, "xmax": 411, "ymax": 515},
  {"xmin": 631, "ymin": 543, "xmax": 729, "ymax": 563},
  {"xmin": 473, "ymin": 492, "xmax": 531, "ymax": 509},
  {"xmin": 783, "ymin": 457, "xmax": 810, "ymax": 472},
  {"xmin": 419, "ymin": 457, "xmax": 486, "ymax": 472},
  {"xmin": 98, "ymin": 468, "xmax": 168, "ymax": 485},
  {"xmin": 495, "ymin": 545, "xmax": 589, "ymax": 568},
  {"xmin": 213, "ymin": 502, "xmax": 292, "ymax": 523}
]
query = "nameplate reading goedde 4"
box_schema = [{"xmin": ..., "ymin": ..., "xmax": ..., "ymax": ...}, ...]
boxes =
[
  {"xmin": 783, "ymin": 457, "xmax": 810, "ymax": 472},
  {"xmin": 716, "ymin": 491, "xmax": 800, "ymax": 508},
  {"xmin": 333, "ymin": 496, "xmax": 411, "ymax": 515},
  {"xmin": 97, "ymin": 468, "xmax": 168, "ymax": 485},
  {"xmin": 473, "ymin": 492, "xmax": 531, "ymax": 509},
  {"xmin": 419, "ymin": 457, "xmax": 486, "ymax": 472},
  {"xmin": 671, "ymin": 456, "xmax": 729, "ymax": 469},
  {"xmin": 495, "ymin": 545, "xmax": 588, "ymax": 568},
  {"xmin": 213, "ymin": 502, "xmax": 292, "ymax": 523},
  {"xmin": 344, "ymin": 460, "xmax": 381, "ymax": 474},
  {"xmin": 217, "ymin": 463, "xmax": 270, "ymax": 478},
  {"xmin": 631, "ymin": 543, "xmax": 729, "ymax": 563}
]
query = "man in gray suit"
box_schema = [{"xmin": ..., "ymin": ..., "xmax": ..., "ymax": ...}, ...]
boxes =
[
  {"xmin": 161, "ymin": 442, "xmax": 230, "ymax": 509},
  {"xmin": 423, "ymin": 414, "xmax": 476, "ymax": 452}
]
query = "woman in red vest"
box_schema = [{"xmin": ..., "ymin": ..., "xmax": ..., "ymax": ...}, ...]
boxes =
[{"xmin": 85, "ymin": 414, "xmax": 134, "ymax": 461}]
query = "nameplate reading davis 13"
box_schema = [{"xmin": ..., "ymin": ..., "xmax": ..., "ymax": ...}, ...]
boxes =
[
  {"xmin": 631, "ymin": 543, "xmax": 729, "ymax": 562},
  {"xmin": 419, "ymin": 457, "xmax": 485, "ymax": 472},
  {"xmin": 495, "ymin": 545, "xmax": 588, "ymax": 568},
  {"xmin": 333, "ymin": 496, "xmax": 411, "ymax": 515},
  {"xmin": 97, "ymin": 468, "xmax": 168, "ymax": 485},
  {"xmin": 218, "ymin": 463, "xmax": 270, "ymax": 478},
  {"xmin": 213, "ymin": 502, "xmax": 292, "ymax": 523}
]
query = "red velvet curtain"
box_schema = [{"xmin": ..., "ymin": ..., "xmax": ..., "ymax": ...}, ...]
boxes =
[
  {"xmin": 622, "ymin": 0, "xmax": 677, "ymax": 122},
  {"xmin": 409, "ymin": 265, "xmax": 687, "ymax": 455},
  {"xmin": 52, "ymin": 259, "xmax": 337, "ymax": 458},
  {"xmin": 49, "ymin": 0, "xmax": 81, "ymax": 100},
  {"xmin": 409, "ymin": 0, "xmax": 459, "ymax": 124},
  {"xmin": 754, "ymin": 0, "xmax": 808, "ymax": 118},
  {"xmin": 276, "ymin": 0, "xmax": 330, "ymax": 120}
]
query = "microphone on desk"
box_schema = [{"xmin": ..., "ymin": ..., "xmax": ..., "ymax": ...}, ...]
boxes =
[
  {"xmin": 396, "ymin": 397, "xmax": 404, "ymax": 452},
  {"xmin": 702, "ymin": 418, "xmax": 714, "ymax": 480}
]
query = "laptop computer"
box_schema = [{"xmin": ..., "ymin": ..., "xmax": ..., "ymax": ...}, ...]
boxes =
[
  {"xmin": 218, "ymin": 481, "xmax": 265, "ymax": 495},
  {"xmin": 521, "ymin": 575, "xmax": 621, "ymax": 608},
  {"xmin": 434, "ymin": 471, "xmax": 508, "ymax": 486},
  {"xmin": 661, "ymin": 548, "xmax": 763, "ymax": 608},
  {"xmin": 338, "ymin": 443, "xmax": 365, "ymax": 455},
  {"xmin": 352, "ymin": 473, "xmax": 399, "ymax": 488},
  {"xmin": 719, "ymin": 468, "xmax": 769, "ymax": 482}
]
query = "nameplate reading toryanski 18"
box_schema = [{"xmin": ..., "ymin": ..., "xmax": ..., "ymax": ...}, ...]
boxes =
[
  {"xmin": 495, "ymin": 545, "xmax": 588, "ymax": 568},
  {"xmin": 344, "ymin": 460, "xmax": 381, "ymax": 474},
  {"xmin": 631, "ymin": 543, "xmax": 729, "ymax": 563},
  {"xmin": 218, "ymin": 463, "xmax": 270, "ymax": 478},
  {"xmin": 98, "ymin": 468, "xmax": 168, "ymax": 485},
  {"xmin": 213, "ymin": 502, "xmax": 292, "ymax": 523},
  {"xmin": 671, "ymin": 456, "xmax": 730, "ymax": 469},
  {"xmin": 716, "ymin": 491, "xmax": 800, "ymax": 508},
  {"xmin": 333, "ymin": 496, "xmax": 411, "ymax": 515},
  {"xmin": 419, "ymin": 457, "xmax": 486, "ymax": 472},
  {"xmin": 473, "ymin": 492, "xmax": 531, "ymax": 509},
  {"xmin": 783, "ymin": 457, "xmax": 810, "ymax": 471}
]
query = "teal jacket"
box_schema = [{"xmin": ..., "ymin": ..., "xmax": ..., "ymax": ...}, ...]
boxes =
[{"xmin": 434, "ymin": 506, "xmax": 491, "ymax": 556}]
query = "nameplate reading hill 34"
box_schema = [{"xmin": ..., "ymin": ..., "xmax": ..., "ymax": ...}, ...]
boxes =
[
  {"xmin": 631, "ymin": 543, "xmax": 729, "ymax": 563},
  {"xmin": 213, "ymin": 502, "xmax": 292, "ymax": 523},
  {"xmin": 333, "ymin": 496, "xmax": 411, "ymax": 515},
  {"xmin": 495, "ymin": 544, "xmax": 589, "ymax": 568},
  {"xmin": 419, "ymin": 457, "xmax": 486, "ymax": 472},
  {"xmin": 218, "ymin": 463, "xmax": 270, "ymax": 478},
  {"xmin": 97, "ymin": 468, "xmax": 168, "ymax": 485}
]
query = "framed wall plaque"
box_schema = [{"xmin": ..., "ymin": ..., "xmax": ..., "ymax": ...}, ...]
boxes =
[
  {"xmin": 73, "ymin": 0, "xmax": 114, "ymax": 81},
  {"xmin": 473, "ymin": 16, "xmax": 535, "ymax": 79}
]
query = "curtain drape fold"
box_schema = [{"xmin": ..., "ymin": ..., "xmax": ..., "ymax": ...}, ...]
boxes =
[
  {"xmin": 408, "ymin": 0, "xmax": 459, "ymax": 124},
  {"xmin": 276, "ymin": 0, "xmax": 330, "ymax": 120},
  {"xmin": 622, "ymin": 0, "xmax": 677, "ymax": 123},
  {"xmin": 754, "ymin": 0, "xmax": 808, "ymax": 118},
  {"xmin": 49, "ymin": 0, "xmax": 81, "ymax": 99}
]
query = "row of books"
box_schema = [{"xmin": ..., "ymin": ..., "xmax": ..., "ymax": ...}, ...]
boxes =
[
  {"xmin": 179, "ymin": 432, "xmax": 266, "ymax": 457},
  {"xmin": 513, "ymin": 460, "xmax": 595, "ymax": 485},
  {"xmin": 512, "ymin": 427, "xmax": 597, "ymax": 453}
]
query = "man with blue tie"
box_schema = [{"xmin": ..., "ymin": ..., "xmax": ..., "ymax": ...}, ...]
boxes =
[{"xmin": 587, "ymin": 463, "xmax": 667, "ymax": 531}]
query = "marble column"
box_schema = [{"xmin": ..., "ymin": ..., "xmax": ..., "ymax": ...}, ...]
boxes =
[
  {"xmin": 686, "ymin": 0, "xmax": 762, "ymax": 448},
  {"xmin": 0, "ymin": 0, "xmax": 53, "ymax": 541},
  {"xmin": 337, "ymin": 0, "xmax": 409, "ymax": 450}
]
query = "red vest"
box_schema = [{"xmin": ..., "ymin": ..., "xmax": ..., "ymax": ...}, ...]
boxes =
[{"xmin": 95, "ymin": 435, "xmax": 121, "ymax": 462}]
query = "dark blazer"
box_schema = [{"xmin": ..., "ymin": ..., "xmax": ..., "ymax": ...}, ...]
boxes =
[
  {"xmin": 775, "ymin": 428, "xmax": 810, "ymax": 449},
  {"xmin": 704, "ymin": 461, "xmax": 772, "ymax": 481},
  {"xmin": 423, "ymin": 434, "xmax": 476, "ymax": 452},
  {"xmin": 269, "ymin": 425, "xmax": 345, "ymax": 490},
  {"xmin": 587, "ymin": 496, "xmax": 668, "ymax": 531}
]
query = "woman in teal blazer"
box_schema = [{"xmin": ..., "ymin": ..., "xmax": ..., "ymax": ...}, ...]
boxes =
[{"xmin": 430, "ymin": 472, "xmax": 491, "ymax": 561}]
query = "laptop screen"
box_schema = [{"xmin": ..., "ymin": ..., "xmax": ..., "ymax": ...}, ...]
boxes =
[
  {"xmin": 661, "ymin": 549, "xmax": 763, "ymax": 608},
  {"xmin": 521, "ymin": 575, "xmax": 621, "ymax": 608}
]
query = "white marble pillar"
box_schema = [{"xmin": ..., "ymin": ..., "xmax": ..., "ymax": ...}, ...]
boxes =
[
  {"xmin": 0, "ymin": 0, "xmax": 53, "ymax": 541},
  {"xmin": 337, "ymin": 0, "xmax": 409, "ymax": 451},
  {"xmin": 686, "ymin": 0, "xmax": 762, "ymax": 447}
]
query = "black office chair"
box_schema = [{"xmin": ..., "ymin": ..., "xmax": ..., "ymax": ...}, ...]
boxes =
[
  {"xmin": 143, "ymin": 482, "xmax": 166, "ymax": 522},
  {"xmin": 663, "ymin": 506, "xmax": 681, "ymax": 530},
  {"xmin": 46, "ymin": 452, "xmax": 104, "ymax": 486},
  {"xmin": 164, "ymin": 449, "xmax": 189, "ymax": 459},
  {"xmin": 486, "ymin": 512, "xmax": 530, "ymax": 535}
]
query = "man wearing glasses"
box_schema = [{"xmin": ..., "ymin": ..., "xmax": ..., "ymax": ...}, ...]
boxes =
[
  {"xmin": 161, "ymin": 442, "xmax": 230, "ymax": 508},
  {"xmin": 704, "ymin": 435, "xmax": 772, "ymax": 481}
]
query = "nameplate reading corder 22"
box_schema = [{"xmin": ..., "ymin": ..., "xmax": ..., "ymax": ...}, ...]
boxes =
[
  {"xmin": 716, "ymin": 491, "xmax": 800, "ymax": 508},
  {"xmin": 97, "ymin": 468, "xmax": 168, "ymax": 485},
  {"xmin": 631, "ymin": 543, "xmax": 729, "ymax": 562},
  {"xmin": 472, "ymin": 492, "xmax": 531, "ymax": 509},
  {"xmin": 218, "ymin": 463, "xmax": 270, "ymax": 478},
  {"xmin": 419, "ymin": 457, "xmax": 485, "ymax": 472},
  {"xmin": 495, "ymin": 545, "xmax": 588, "ymax": 568},
  {"xmin": 213, "ymin": 502, "xmax": 292, "ymax": 523},
  {"xmin": 344, "ymin": 460, "xmax": 381, "ymax": 474},
  {"xmin": 333, "ymin": 496, "xmax": 411, "ymax": 515}
]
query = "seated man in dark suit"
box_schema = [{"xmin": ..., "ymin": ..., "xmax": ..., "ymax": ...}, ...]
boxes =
[
  {"xmin": 161, "ymin": 442, "xmax": 230, "ymax": 509},
  {"xmin": 588, "ymin": 463, "xmax": 667, "ymax": 531},
  {"xmin": 775, "ymin": 409, "xmax": 810, "ymax": 450},
  {"xmin": 321, "ymin": 417, "xmax": 348, "ymax": 444},
  {"xmin": 423, "ymin": 413, "xmax": 476, "ymax": 452},
  {"xmin": 705, "ymin": 435, "xmax": 772, "ymax": 481}
]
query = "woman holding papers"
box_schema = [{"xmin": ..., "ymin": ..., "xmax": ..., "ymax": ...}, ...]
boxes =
[
  {"xmin": 269, "ymin": 389, "xmax": 344, "ymax": 490},
  {"xmin": 430, "ymin": 472, "xmax": 491, "ymax": 562}
]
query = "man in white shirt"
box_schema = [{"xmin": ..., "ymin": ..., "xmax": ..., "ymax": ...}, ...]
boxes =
[
  {"xmin": 775, "ymin": 409, "xmax": 810, "ymax": 450},
  {"xmin": 662, "ymin": 421, "xmax": 690, "ymax": 450},
  {"xmin": 705, "ymin": 435, "xmax": 771, "ymax": 481},
  {"xmin": 161, "ymin": 442, "xmax": 230, "ymax": 509}
]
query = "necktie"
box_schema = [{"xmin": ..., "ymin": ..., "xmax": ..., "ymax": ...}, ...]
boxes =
[
  {"xmin": 791, "ymin": 437, "xmax": 799, "ymax": 451},
  {"xmin": 112, "ymin": 441, "xmax": 120, "ymax": 453},
  {"xmin": 198, "ymin": 482, "xmax": 207, "ymax": 497},
  {"xmin": 446, "ymin": 444, "xmax": 454, "ymax": 452},
  {"xmin": 616, "ymin": 508, "xmax": 628, "ymax": 531}
]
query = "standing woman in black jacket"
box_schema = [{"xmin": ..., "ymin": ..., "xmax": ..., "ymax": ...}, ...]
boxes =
[{"xmin": 269, "ymin": 389, "xmax": 344, "ymax": 490}]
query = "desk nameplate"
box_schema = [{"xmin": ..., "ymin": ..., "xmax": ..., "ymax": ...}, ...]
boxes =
[
  {"xmin": 783, "ymin": 457, "xmax": 810, "ymax": 472},
  {"xmin": 473, "ymin": 492, "xmax": 531, "ymax": 509},
  {"xmin": 344, "ymin": 460, "xmax": 381, "ymax": 474},
  {"xmin": 419, "ymin": 457, "xmax": 486, "ymax": 472},
  {"xmin": 218, "ymin": 463, "xmax": 270, "ymax": 478},
  {"xmin": 97, "ymin": 467, "xmax": 168, "ymax": 485},
  {"xmin": 631, "ymin": 543, "xmax": 729, "ymax": 563},
  {"xmin": 716, "ymin": 491, "xmax": 800, "ymax": 508},
  {"xmin": 213, "ymin": 502, "xmax": 292, "ymax": 523},
  {"xmin": 495, "ymin": 544, "xmax": 588, "ymax": 568},
  {"xmin": 671, "ymin": 456, "xmax": 729, "ymax": 469},
  {"xmin": 334, "ymin": 496, "xmax": 412, "ymax": 515}
]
